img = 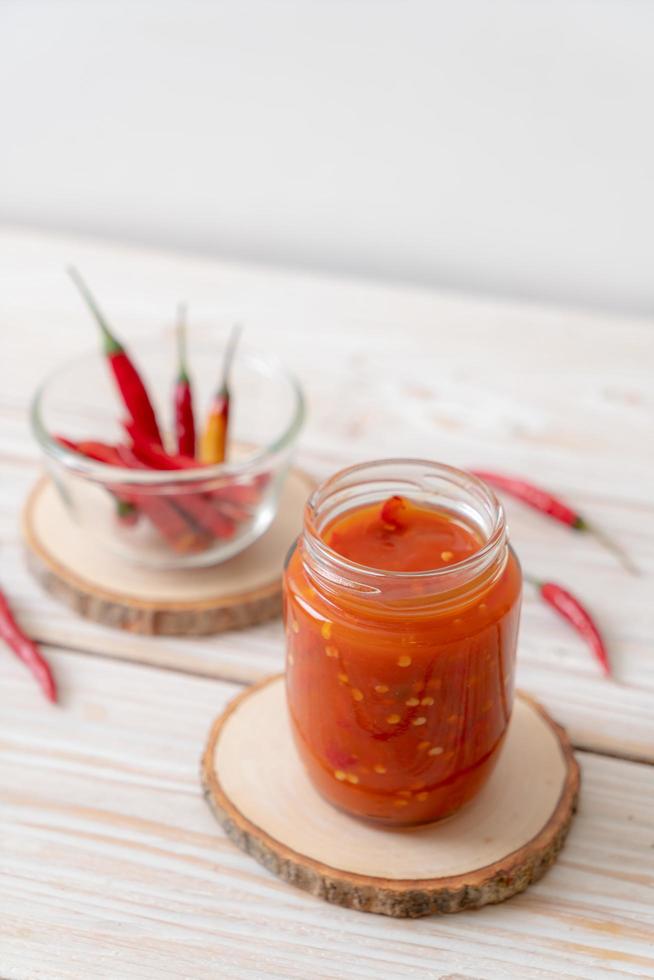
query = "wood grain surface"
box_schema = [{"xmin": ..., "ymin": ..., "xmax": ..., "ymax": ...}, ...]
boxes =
[
  {"xmin": 1, "ymin": 229, "xmax": 653, "ymax": 976},
  {"xmin": 22, "ymin": 470, "xmax": 313, "ymax": 635},
  {"xmin": 1, "ymin": 650, "xmax": 653, "ymax": 979}
]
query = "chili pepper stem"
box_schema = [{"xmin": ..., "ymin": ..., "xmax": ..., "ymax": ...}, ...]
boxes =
[
  {"xmin": 176, "ymin": 303, "xmax": 189, "ymax": 382},
  {"xmin": 173, "ymin": 303, "xmax": 197, "ymax": 457},
  {"xmin": 472, "ymin": 470, "xmax": 636, "ymax": 575},
  {"xmin": 575, "ymin": 517, "xmax": 639, "ymax": 576},
  {"xmin": 68, "ymin": 267, "xmax": 164, "ymax": 446},
  {"xmin": 220, "ymin": 323, "xmax": 242, "ymax": 391},
  {"xmin": 67, "ymin": 266, "xmax": 122, "ymax": 355}
]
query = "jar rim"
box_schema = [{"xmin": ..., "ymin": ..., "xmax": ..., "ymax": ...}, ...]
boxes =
[{"xmin": 303, "ymin": 458, "xmax": 506, "ymax": 587}]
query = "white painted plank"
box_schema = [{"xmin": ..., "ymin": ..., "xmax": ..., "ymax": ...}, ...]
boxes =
[{"xmin": 1, "ymin": 649, "xmax": 653, "ymax": 980}]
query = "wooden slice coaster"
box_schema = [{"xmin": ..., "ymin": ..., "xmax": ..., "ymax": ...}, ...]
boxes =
[
  {"xmin": 23, "ymin": 471, "xmax": 313, "ymax": 636},
  {"xmin": 202, "ymin": 675, "xmax": 579, "ymax": 918}
]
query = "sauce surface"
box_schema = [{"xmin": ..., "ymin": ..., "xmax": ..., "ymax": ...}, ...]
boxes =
[
  {"xmin": 284, "ymin": 495, "xmax": 522, "ymax": 826},
  {"xmin": 324, "ymin": 496, "xmax": 481, "ymax": 572}
]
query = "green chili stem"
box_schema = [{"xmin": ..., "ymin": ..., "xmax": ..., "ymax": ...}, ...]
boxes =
[
  {"xmin": 577, "ymin": 518, "xmax": 639, "ymax": 575},
  {"xmin": 176, "ymin": 303, "xmax": 189, "ymax": 382},
  {"xmin": 217, "ymin": 323, "xmax": 242, "ymax": 394},
  {"xmin": 67, "ymin": 266, "xmax": 122, "ymax": 356}
]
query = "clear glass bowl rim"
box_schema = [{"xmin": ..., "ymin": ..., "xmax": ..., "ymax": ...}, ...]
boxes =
[{"xmin": 31, "ymin": 340, "xmax": 306, "ymax": 486}]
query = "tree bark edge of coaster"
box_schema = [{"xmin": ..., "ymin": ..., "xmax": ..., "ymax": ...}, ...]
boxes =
[{"xmin": 201, "ymin": 675, "xmax": 580, "ymax": 918}]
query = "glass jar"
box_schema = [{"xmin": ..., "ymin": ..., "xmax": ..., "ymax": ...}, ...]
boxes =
[{"xmin": 283, "ymin": 459, "xmax": 522, "ymax": 826}]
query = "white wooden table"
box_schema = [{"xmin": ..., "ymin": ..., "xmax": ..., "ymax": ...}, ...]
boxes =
[{"xmin": 1, "ymin": 229, "xmax": 653, "ymax": 979}]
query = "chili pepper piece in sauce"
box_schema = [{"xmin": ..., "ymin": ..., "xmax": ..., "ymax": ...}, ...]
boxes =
[
  {"xmin": 67, "ymin": 267, "xmax": 164, "ymax": 447},
  {"xmin": 200, "ymin": 324, "xmax": 242, "ymax": 465},
  {"xmin": 528, "ymin": 576, "xmax": 611, "ymax": 677},
  {"xmin": 174, "ymin": 303, "xmax": 196, "ymax": 458},
  {"xmin": 325, "ymin": 496, "xmax": 480, "ymax": 572},
  {"xmin": 380, "ymin": 494, "xmax": 408, "ymax": 530},
  {"xmin": 0, "ymin": 589, "xmax": 57, "ymax": 702},
  {"xmin": 471, "ymin": 470, "xmax": 637, "ymax": 575}
]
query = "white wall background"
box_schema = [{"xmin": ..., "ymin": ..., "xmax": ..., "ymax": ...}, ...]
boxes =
[{"xmin": 2, "ymin": 0, "xmax": 654, "ymax": 315}]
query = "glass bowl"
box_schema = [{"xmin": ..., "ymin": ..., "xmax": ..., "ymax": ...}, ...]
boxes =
[{"xmin": 31, "ymin": 333, "xmax": 305, "ymax": 569}]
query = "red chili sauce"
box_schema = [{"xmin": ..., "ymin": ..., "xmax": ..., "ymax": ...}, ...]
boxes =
[{"xmin": 284, "ymin": 495, "xmax": 522, "ymax": 825}]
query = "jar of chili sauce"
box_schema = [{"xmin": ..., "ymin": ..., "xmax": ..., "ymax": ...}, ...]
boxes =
[{"xmin": 284, "ymin": 460, "xmax": 522, "ymax": 826}]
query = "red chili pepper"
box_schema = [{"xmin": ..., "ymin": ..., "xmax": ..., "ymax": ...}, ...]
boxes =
[
  {"xmin": 57, "ymin": 437, "xmax": 124, "ymax": 468},
  {"xmin": 68, "ymin": 267, "xmax": 163, "ymax": 447},
  {"xmin": 55, "ymin": 435, "xmax": 138, "ymax": 525},
  {"xmin": 58, "ymin": 436, "xmax": 206, "ymax": 553},
  {"xmin": 200, "ymin": 324, "xmax": 241, "ymax": 464},
  {"xmin": 527, "ymin": 576, "xmax": 611, "ymax": 677},
  {"xmin": 471, "ymin": 470, "xmax": 637, "ymax": 575},
  {"xmin": 122, "ymin": 419, "xmax": 260, "ymax": 513},
  {"xmin": 122, "ymin": 422, "xmax": 237, "ymax": 539},
  {"xmin": 0, "ymin": 588, "xmax": 57, "ymax": 702},
  {"xmin": 174, "ymin": 490, "xmax": 236, "ymax": 540},
  {"xmin": 123, "ymin": 420, "xmax": 196, "ymax": 470},
  {"xmin": 113, "ymin": 445, "xmax": 211, "ymax": 553},
  {"xmin": 208, "ymin": 496, "xmax": 252, "ymax": 523},
  {"xmin": 174, "ymin": 303, "xmax": 196, "ymax": 457},
  {"xmin": 116, "ymin": 433, "xmax": 234, "ymax": 540}
]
